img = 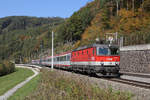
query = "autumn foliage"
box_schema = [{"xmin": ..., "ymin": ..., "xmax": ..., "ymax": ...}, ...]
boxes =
[{"xmin": 78, "ymin": 0, "xmax": 150, "ymax": 46}]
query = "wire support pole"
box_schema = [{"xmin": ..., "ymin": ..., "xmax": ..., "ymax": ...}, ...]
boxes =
[{"xmin": 51, "ymin": 31, "xmax": 54, "ymax": 71}]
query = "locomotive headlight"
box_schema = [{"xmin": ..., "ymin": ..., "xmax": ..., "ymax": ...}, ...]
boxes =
[
  {"xmin": 115, "ymin": 62, "xmax": 119, "ymax": 66},
  {"xmin": 115, "ymin": 62, "xmax": 120, "ymax": 70},
  {"xmin": 101, "ymin": 63, "xmax": 104, "ymax": 66},
  {"xmin": 100, "ymin": 60, "xmax": 104, "ymax": 66}
]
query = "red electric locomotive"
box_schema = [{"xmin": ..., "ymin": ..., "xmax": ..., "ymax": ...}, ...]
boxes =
[
  {"xmin": 71, "ymin": 44, "xmax": 120, "ymax": 77},
  {"xmin": 32, "ymin": 43, "xmax": 120, "ymax": 77}
]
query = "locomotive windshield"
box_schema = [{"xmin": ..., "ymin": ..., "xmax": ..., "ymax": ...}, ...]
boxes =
[
  {"xmin": 109, "ymin": 47, "xmax": 119, "ymax": 55},
  {"xmin": 97, "ymin": 47, "xmax": 119, "ymax": 55}
]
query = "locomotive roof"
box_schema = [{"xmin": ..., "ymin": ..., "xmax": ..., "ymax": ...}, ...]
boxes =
[{"xmin": 73, "ymin": 43, "xmax": 119, "ymax": 52}]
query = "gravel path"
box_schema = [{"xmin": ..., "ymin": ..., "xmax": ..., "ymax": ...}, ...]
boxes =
[{"xmin": 0, "ymin": 65, "xmax": 40, "ymax": 100}]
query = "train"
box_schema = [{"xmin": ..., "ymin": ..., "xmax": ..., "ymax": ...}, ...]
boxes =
[{"xmin": 32, "ymin": 43, "xmax": 120, "ymax": 77}]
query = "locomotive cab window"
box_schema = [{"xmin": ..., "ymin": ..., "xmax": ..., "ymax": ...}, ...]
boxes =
[{"xmin": 109, "ymin": 47, "xmax": 119, "ymax": 55}]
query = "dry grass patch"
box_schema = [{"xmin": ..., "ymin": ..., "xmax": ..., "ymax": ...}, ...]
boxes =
[{"xmin": 25, "ymin": 68, "xmax": 132, "ymax": 100}]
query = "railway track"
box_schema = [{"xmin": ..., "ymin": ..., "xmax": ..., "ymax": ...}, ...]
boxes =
[
  {"xmin": 57, "ymin": 69, "xmax": 150, "ymax": 89},
  {"xmin": 105, "ymin": 78, "xmax": 150, "ymax": 89},
  {"xmin": 120, "ymin": 71, "xmax": 150, "ymax": 78},
  {"xmin": 27, "ymin": 64, "xmax": 150, "ymax": 89},
  {"xmin": 72, "ymin": 71, "xmax": 150, "ymax": 89}
]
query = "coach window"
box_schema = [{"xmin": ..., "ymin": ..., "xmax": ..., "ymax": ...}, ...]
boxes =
[
  {"xmin": 67, "ymin": 55, "xmax": 70, "ymax": 61},
  {"xmin": 65, "ymin": 56, "xmax": 67, "ymax": 61},
  {"xmin": 61, "ymin": 56, "xmax": 63, "ymax": 61},
  {"xmin": 60, "ymin": 57, "xmax": 61, "ymax": 61},
  {"xmin": 54, "ymin": 58, "xmax": 57, "ymax": 62},
  {"xmin": 62, "ymin": 56, "xmax": 64, "ymax": 61},
  {"xmin": 59, "ymin": 57, "xmax": 61, "ymax": 61},
  {"xmin": 55, "ymin": 58, "xmax": 57, "ymax": 61},
  {"xmin": 62, "ymin": 56, "xmax": 65, "ymax": 61}
]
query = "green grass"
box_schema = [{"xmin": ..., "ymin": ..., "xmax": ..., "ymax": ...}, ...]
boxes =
[
  {"xmin": 0, "ymin": 68, "xmax": 34, "ymax": 95},
  {"xmin": 8, "ymin": 74, "xmax": 40, "ymax": 100}
]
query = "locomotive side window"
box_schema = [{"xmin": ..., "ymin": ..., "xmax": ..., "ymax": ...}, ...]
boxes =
[
  {"xmin": 97, "ymin": 47, "xmax": 109, "ymax": 55},
  {"xmin": 93, "ymin": 48, "xmax": 94, "ymax": 55}
]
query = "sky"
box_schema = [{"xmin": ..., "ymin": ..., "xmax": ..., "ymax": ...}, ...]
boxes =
[{"xmin": 0, "ymin": 0, "xmax": 92, "ymax": 18}]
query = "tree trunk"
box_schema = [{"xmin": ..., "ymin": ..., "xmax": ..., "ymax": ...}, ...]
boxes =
[
  {"xmin": 132, "ymin": 0, "xmax": 134, "ymax": 12},
  {"xmin": 116, "ymin": 0, "xmax": 119, "ymax": 16},
  {"xmin": 127, "ymin": 0, "xmax": 129, "ymax": 10}
]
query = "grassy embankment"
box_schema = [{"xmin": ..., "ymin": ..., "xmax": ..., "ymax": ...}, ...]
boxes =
[
  {"xmin": 0, "ymin": 68, "xmax": 34, "ymax": 95},
  {"xmin": 24, "ymin": 68, "xmax": 133, "ymax": 100},
  {"xmin": 8, "ymin": 74, "xmax": 40, "ymax": 100}
]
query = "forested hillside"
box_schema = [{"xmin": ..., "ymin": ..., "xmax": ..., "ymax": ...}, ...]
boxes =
[
  {"xmin": 0, "ymin": 0, "xmax": 150, "ymax": 63},
  {"xmin": 54, "ymin": 0, "xmax": 150, "ymax": 48},
  {"xmin": 0, "ymin": 16, "xmax": 64, "ymax": 63}
]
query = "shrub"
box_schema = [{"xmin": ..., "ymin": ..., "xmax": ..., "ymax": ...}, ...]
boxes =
[{"xmin": 0, "ymin": 61, "xmax": 15, "ymax": 76}]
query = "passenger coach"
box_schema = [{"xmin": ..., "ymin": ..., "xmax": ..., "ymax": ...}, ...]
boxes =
[{"xmin": 40, "ymin": 52, "xmax": 71, "ymax": 69}]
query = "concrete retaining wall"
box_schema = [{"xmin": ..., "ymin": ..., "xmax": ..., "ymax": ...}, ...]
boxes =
[{"xmin": 120, "ymin": 44, "xmax": 150, "ymax": 73}]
